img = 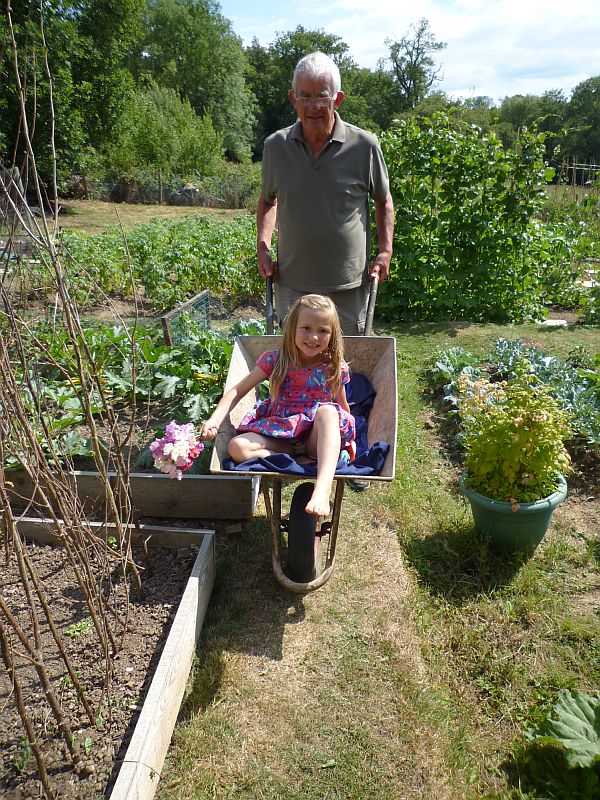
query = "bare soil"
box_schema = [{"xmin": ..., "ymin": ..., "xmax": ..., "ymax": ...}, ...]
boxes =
[{"xmin": 0, "ymin": 541, "xmax": 198, "ymax": 799}]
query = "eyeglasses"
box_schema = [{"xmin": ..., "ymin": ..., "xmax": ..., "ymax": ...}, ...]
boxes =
[{"xmin": 293, "ymin": 94, "xmax": 336, "ymax": 107}]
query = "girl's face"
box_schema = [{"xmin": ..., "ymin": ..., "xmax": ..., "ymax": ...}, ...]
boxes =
[{"xmin": 294, "ymin": 306, "xmax": 333, "ymax": 365}]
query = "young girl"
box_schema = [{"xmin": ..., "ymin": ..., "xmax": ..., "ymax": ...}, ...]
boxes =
[{"xmin": 200, "ymin": 294, "xmax": 355, "ymax": 518}]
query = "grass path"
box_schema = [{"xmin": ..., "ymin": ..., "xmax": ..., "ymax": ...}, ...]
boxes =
[
  {"xmin": 157, "ymin": 487, "xmax": 455, "ymax": 800},
  {"xmin": 158, "ymin": 322, "xmax": 600, "ymax": 800}
]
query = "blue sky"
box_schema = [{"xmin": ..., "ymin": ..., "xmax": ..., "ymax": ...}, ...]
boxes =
[{"xmin": 218, "ymin": 0, "xmax": 599, "ymax": 103}]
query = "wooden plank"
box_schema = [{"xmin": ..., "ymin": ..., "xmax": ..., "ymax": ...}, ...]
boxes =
[
  {"xmin": 109, "ymin": 533, "xmax": 215, "ymax": 800},
  {"xmin": 14, "ymin": 517, "xmax": 213, "ymax": 549},
  {"xmin": 5, "ymin": 470, "xmax": 107, "ymax": 513},
  {"xmin": 108, "ymin": 763, "xmax": 159, "ymax": 800},
  {"xmin": 5, "ymin": 470, "xmax": 259, "ymax": 520},
  {"xmin": 125, "ymin": 472, "xmax": 259, "ymax": 519}
]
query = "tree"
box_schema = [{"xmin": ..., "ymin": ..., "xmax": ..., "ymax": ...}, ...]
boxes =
[
  {"xmin": 385, "ymin": 18, "xmax": 446, "ymax": 112},
  {"xmin": 0, "ymin": 1, "xmax": 145, "ymax": 186},
  {"xmin": 132, "ymin": 0, "xmax": 255, "ymax": 161},
  {"xmin": 498, "ymin": 90, "xmax": 567, "ymax": 160},
  {"xmin": 69, "ymin": 0, "xmax": 145, "ymax": 151},
  {"xmin": 104, "ymin": 83, "xmax": 222, "ymax": 178},
  {"xmin": 341, "ymin": 66, "xmax": 401, "ymax": 132},
  {"xmin": 563, "ymin": 76, "xmax": 600, "ymax": 163}
]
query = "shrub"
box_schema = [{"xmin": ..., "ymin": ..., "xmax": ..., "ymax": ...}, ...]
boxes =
[
  {"xmin": 379, "ymin": 113, "xmax": 556, "ymax": 322},
  {"xmin": 459, "ymin": 368, "xmax": 572, "ymax": 502}
]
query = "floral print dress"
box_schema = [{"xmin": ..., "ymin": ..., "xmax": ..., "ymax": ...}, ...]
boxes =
[{"xmin": 236, "ymin": 350, "xmax": 356, "ymax": 450}]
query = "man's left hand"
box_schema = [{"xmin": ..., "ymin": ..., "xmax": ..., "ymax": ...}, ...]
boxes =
[{"xmin": 369, "ymin": 253, "xmax": 391, "ymax": 281}]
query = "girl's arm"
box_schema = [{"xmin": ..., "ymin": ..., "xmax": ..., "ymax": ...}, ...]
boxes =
[
  {"xmin": 200, "ymin": 365, "xmax": 267, "ymax": 439},
  {"xmin": 334, "ymin": 385, "xmax": 351, "ymax": 415}
]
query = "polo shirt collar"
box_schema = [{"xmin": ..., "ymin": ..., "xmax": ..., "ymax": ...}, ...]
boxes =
[{"xmin": 290, "ymin": 111, "xmax": 347, "ymax": 144}]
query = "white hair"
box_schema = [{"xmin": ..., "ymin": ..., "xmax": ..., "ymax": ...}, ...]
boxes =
[{"xmin": 292, "ymin": 52, "xmax": 341, "ymax": 95}]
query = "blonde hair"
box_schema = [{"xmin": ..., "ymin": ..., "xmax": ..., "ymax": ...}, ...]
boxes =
[{"xmin": 269, "ymin": 294, "xmax": 345, "ymax": 399}]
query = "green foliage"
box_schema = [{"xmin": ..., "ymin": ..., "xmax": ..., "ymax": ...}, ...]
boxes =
[
  {"xmin": 11, "ymin": 738, "xmax": 33, "ymax": 775},
  {"xmin": 431, "ymin": 338, "xmax": 600, "ymax": 470},
  {"xmin": 104, "ymin": 83, "xmax": 222, "ymax": 178},
  {"xmin": 526, "ymin": 690, "xmax": 600, "ymax": 768},
  {"xmin": 535, "ymin": 191, "xmax": 600, "ymax": 309},
  {"xmin": 564, "ymin": 77, "xmax": 600, "ymax": 163},
  {"xmin": 427, "ymin": 346, "xmax": 485, "ymax": 393},
  {"xmin": 58, "ymin": 214, "xmax": 260, "ymax": 309},
  {"xmin": 65, "ymin": 617, "xmax": 93, "ymax": 637},
  {"xmin": 132, "ymin": 0, "xmax": 255, "ymax": 161},
  {"xmin": 379, "ymin": 113, "xmax": 556, "ymax": 322},
  {"xmin": 230, "ymin": 319, "xmax": 267, "ymax": 337},
  {"xmin": 460, "ymin": 368, "xmax": 572, "ymax": 502},
  {"xmin": 497, "ymin": 90, "xmax": 568, "ymax": 161},
  {"xmin": 492, "ymin": 339, "xmax": 600, "ymax": 453},
  {"xmin": 429, "ymin": 335, "xmax": 600, "ymax": 502},
  {"xmin": 5, "ymin": 318, "xmax": 237, "ymax": 475},
  {"xmin": 0, "ymin": 1, "xmax": 144, "ymax": 186},
  {"xmin": 340, "ymin": 67, "xmax": 400, "ymax": 133}
]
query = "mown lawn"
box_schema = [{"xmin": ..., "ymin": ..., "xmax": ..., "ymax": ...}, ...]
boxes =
[
  {"xmin": 157, "ymin": 320, "xmax": 599, "ymax": 800},
  {"xmin": 56, "ymin": 198, "xmax": 249, "ymax": 234}
]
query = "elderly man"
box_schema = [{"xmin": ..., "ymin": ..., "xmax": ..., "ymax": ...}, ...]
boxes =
[{"xmin": 256, "ymin": 51, "xmax": 394, "ymax": 336}]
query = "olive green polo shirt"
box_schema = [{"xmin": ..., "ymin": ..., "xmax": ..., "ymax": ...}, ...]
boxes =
[{"xmin": 261, "ymin": 112, "xmax": 390, "ymax": 293}]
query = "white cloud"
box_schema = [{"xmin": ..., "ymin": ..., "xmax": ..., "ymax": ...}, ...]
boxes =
[{"xmin": 221, "ymin": 0, "xmax": 600, "ymax": 100}]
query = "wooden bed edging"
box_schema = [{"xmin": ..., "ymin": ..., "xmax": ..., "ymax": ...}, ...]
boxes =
[
  {"xmin": 6, "ymin": 470, "xmax": 261, "ymax": 520},
  {"xmin": 14, "ymin": 517, "xmax": 212, "ymax": 549},
  {"xmin": 109, "ymin": 531, "xmax": 216, "ymax": 800}
]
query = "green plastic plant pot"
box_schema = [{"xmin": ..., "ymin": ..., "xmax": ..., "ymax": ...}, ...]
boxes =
[{"xmin": 460, "ymin": 473, "xmax": 568, "ymax": 553}]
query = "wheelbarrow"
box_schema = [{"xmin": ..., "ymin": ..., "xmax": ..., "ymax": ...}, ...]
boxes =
[{"xmin": 210, "ymin": 281, "xmax": 397, "ymax": 594}]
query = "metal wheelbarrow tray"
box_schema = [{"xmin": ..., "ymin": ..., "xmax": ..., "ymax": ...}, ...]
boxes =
[{"xmin": 210, "ymin": 335, "xmax": 397, "ymax": 593}]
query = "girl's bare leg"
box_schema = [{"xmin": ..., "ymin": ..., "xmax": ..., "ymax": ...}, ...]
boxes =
[
  {"xmin": 228, "ymin": 432, "xmax": 294, "ymax": 462},
  {"xmin": 304, "ymin": 405, "xmax": 341, "ymax": 518}
]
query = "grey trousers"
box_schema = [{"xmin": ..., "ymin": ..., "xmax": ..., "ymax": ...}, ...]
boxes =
[{"xmin": 274, "ymin": 282, "xmax": 370, "ymax": 336}]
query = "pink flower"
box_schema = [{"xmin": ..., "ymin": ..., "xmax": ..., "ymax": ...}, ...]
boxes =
[{"xmin": 150, "ymin": 421, "xmax": 204, "ymax": 480}]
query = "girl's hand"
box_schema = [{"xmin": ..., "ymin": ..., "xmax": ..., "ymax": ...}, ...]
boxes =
[{"xmin": 200, "ymin": 419, "xmax": 219, "ymax": 440}]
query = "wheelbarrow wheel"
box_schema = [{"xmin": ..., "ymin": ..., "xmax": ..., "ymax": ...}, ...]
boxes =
[{"xmin": 287, "ymin": 482, "xmax": 324, "ymax": 583}]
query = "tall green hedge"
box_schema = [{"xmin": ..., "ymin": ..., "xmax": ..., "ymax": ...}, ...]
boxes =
[{"xmin": 379, "ymin": 113, "xmax": 553, "ymax": 322}]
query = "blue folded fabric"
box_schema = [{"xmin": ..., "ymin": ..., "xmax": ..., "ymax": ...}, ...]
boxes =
[
  {"xmin": 347, "ymin": 372, "xmax": 377, "ymax": 455},
  {"xmin": 222, "ymin": 441, "xmax": 390, "ymax": 476},
  {"xmin": 222, "ymin": 372, "xmax": 389, "ymax": 476}
]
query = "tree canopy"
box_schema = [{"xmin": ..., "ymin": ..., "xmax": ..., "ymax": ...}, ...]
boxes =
[{"xmin": 1, "ymin": 3, "xmax": 598, "ymax": 190}]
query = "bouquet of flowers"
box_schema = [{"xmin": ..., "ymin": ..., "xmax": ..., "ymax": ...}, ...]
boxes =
[{"xmin": 149, "ymin": 421, "xmax": 204, "ymax": 480}]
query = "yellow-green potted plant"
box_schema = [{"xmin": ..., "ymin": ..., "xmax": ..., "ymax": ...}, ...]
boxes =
[{"xmin": 458, "ymin": 366, "xmax": 572, "ymax": 552}]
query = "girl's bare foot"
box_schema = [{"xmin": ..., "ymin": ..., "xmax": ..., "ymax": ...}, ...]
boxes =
[{"xmin": 305, "ymin": 486, "xmax": 330, "ymax": 518}]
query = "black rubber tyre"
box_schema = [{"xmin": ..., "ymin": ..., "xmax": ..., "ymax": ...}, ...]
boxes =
[{"xmin": 287, "ymin": 482, "xmax": 322, "ymax": 583}]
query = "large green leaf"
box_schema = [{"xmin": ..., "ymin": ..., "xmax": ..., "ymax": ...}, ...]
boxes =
[
  {"xmin": 526, "ymin": 690, "xmax": 600, "ymax": 768},
  {"xmin": 183, "ymin": 393, "xmax": 210, "ymax": 422}
]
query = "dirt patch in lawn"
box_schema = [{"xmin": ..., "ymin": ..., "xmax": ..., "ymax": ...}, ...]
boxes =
[{"xmin": 0, "ymin": 541, "xmax": 198, "ymax": 799}]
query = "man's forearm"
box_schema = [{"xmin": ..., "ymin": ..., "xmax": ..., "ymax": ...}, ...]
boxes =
[
  {"xmin": 375, "ymin": 192, "xmax": 394, "ymax": 257},
  {"xmin": 256, "ymin": 196, "xmax": 278, "ymax": 278},
  {"xmin": 371, "ymin": 192, "xmax": 394, "ymax": 279},
  {"xmin": 257, "ymin": 196, "xmax": 277, "ymax": 250}
]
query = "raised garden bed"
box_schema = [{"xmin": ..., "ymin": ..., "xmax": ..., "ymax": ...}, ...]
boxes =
[
  {"xmin": 6, "ymin": 469, "xmax": 261, "ymax": 520},
  {"xmin": 0, "ymin": 523, "xmax": 215, "ymax": 799}
]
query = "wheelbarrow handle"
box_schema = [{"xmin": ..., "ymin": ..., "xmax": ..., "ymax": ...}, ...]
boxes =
[
  {"xmin": 266, "ymin": 273, "xmax": 378, "ymax": 336},
  {"xmin": 364, "ymin": 274, "xmax": 379, "ymax": 337},
  {"xmin": 266, "ymin": 276, "xmax": 275, "ymax": 335}
]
